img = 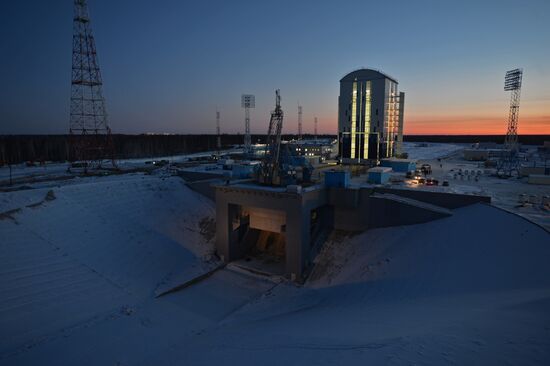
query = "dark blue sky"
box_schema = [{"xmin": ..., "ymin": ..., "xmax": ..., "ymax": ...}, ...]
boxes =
[{"xmin": 1, "ymin": 0, "xmax": 549, "ymax": 135}]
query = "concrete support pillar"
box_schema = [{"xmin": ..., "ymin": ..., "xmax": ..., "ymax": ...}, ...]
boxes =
[
  {"xmin": 215, "ymin": 194, "xmax": 229, "ymax": 262},
  {"xmin": 215, "ymin": 194, "xmax": 242, "ymax": 262},
  {"xmin": 285, "ymin": 204, "xmax": 310, "ymax": 280}
]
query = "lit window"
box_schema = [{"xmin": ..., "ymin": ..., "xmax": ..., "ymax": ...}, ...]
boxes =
[
  {"xmin": 351, "ymin": 81, "xmax": 357, "ymax": 158},
  {"xmin": 363, "ymin": 81, "xmax": 371, "ymax": 159}
]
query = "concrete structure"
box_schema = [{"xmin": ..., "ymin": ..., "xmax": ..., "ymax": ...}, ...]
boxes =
[
  {"xmin": 463, "ymin": 149, "xmax": 489, "ymax": 161},
  {"xmin": 520, "ymin": 166, "xmax": 550, "ymax": 177},
  {"xmin": 215, "ymin": 184, "xmax": 329, "ymax": 280},
  {"xmin": 338, "ymin": 68, "xmax": 405, "ymax": 164},
  {"xmin": 367, "ymin": 167, "xmax": 392, "ymax": 184},
  {"xmin": 380, "ymin": 158, "xmax": 416, "ymax": 172},
  {"xmin": 528, "ymin": 174, "xmax": 550, "ymax": 185},
  {"xmin": 215, "ymin": 181, "xmax": 491, "ymax": 280}
]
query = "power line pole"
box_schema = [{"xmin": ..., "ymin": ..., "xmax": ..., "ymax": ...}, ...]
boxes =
[
  {"xmin": 216, "ymin": 110, "xmax": 221, "ymax": 155},
  {"xmin": 298, "ymin": 104, "xmax": 303, "ymax": 140},
  {"xmin": 314, "ymin": 116, "xmax": 318, "ymax": 141},
  {"xmin": 69, "ymin": 0, "xmax": 115, "ymax": 172}
]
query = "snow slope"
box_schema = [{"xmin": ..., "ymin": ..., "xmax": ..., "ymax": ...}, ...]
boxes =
[
  {"xmin": 0, "ymin": 174, "xmax": 216, "ymax": 358},
  {"xmin": 2, "ymin": 175, "xmax": 549, "ymax": 365},
  {"xmin": 150, "ymin": 204, "xmax": 550, "ymax": 366}
]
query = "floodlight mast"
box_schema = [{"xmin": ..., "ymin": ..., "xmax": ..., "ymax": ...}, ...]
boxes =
[
  {"xmin": 503, "ymin": 68, "xmax": 523, "ymax": 152},
  {"xmin": 496, "ymin": 68, "xmax": 523, "ymax": 176},
  {"xmin": 241, "ymin": 94, "xmax": 255, "ymax": 155}
]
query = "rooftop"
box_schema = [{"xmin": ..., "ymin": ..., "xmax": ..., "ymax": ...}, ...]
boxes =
[{"xmin": 340, "ymin": 68, "xmax": 399, "ymax": 84}]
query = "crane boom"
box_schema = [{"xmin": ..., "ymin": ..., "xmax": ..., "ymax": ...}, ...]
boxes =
[{"xmin": 261, "ymin": 90, "xmax": 284, "ymax": 185}]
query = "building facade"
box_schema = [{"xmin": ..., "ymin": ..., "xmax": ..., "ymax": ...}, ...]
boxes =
[
  {"xmin": 338, "ymin": 68, "xmax": 405, "ymax": 164},
  {"xmin": 287, "ymin": 139, "xmax": 337, "ymax": 161}
]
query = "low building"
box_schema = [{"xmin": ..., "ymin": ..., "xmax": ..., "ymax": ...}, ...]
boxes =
[
  {"xmin": 287, "ymin": 139, "xmax": 336, "ymax": 162},
  {"xmin": 324, "ymin": 170, "xmax": 350, "ymax": 188},
  {"xmin": 520, "ymin": 166, "xmax": 550, "ymax": 177},
  {"xmin": 367, "ymin": 167, "xmax": 392, "ymax": 184},
  {"xmin": 463, "ymin": 149, "xmax": 489, "ymax": 161},
  {"xmin": 380, "ymin": 158, "xmax": 416, "ymax": 172},
  {"xmin": 528, "ymin": 174, "xmax": 550, "ymax": 185}
]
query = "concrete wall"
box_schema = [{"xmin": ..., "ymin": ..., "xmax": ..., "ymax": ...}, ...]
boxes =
[
  {"xmin": 367, "ymin": 195, "xmax": 451, "ymax": 228},
  {"xmin": 328, "ymin": 186, "xmax": 489, "ymax": 231},
  {"xmin": 373, "ymin": 187, "xmax": 491, "ymax": 209},
  {"xmin": 528, "ymin": 174, "xmax": 550, "ymax": 185},
  {"xmin": 186, "ymin": 179, "xmax": 223, "ymax": 201},
  {"xmin": 330, "ymin": 188, "xmax": 454, "ymax": 231},
  {"xmin": 331, "ymin": 188, "xmax": 373, "ymax": 231},
  {"xmin": 520, "ymin": 166, "xmax": 549, "ymax": 177},
  {"xmin": 215, "ymin": 183, "xmax": 490, "ymax": 280},
  {"xmin": 178, "ymin": 170, "xmax": 224, "ymax": 182}
]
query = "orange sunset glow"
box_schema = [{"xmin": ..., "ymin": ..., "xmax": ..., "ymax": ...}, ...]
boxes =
[{"xmin": 405, "ymin": 115, "xmax": 550, "ymax": 135}]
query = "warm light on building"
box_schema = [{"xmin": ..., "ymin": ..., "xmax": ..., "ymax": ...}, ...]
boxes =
[{"xmin": 338, "ymin": 68, "xmax": 405, "ymax": 164}]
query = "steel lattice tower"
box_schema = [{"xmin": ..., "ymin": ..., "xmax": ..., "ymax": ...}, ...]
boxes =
[
  {"xmin": 497, "ymin": 68, "xmax": 523, "ymax": 176},
  {"xmin": 69, "ymin": 0, "xmax": 115, "ymax": 170},
  {"xmin": 504, "ymin": 69, "xmax": 523, "ymax": 151}
]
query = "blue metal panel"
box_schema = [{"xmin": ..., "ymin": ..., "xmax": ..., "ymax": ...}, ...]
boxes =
[{"xmin": 325, "ymin": 170, "xmax": 350, "ymax": 188}]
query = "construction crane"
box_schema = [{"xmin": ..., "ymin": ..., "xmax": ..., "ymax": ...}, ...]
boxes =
[
  {"xmin": 259, "ymin": 90, "xmax": 284, "ymax": 185},
  {"xmin": 258, "ymin": 90, "xmax": 313, "ymax": 186}
]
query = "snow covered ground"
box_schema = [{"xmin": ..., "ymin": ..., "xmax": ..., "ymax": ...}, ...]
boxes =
[
  {"xmin": 0, "ymin": 147, "xmax": 241, "ymax": 188},
  {"xmin": 403, "ymin": 145, "xmax": 550, "ymax": 231},
  {"xmin": 402, "ymin": 142, "xmax": 464, "ymax": 160},
  {"xmin": 4, "ymin": 201, "xmax": 547, "ymax": 365},
  {"xmin": 0, "ymin": 174, "xmax": 217, "ymax": 360},
  {"xmin": 1, "ymin": 146, "xmax": 549, "ymax": 365}
]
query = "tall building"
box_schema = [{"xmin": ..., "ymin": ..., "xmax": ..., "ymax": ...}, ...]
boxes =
[{"xmin": 338, "ymin": 68, "xmax": 404, "ymax": 164}]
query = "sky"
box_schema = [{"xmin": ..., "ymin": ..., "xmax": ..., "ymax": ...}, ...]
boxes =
[{"xmin": 0, "ymin": 0, "xmax": 549, "ymax": 135}]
